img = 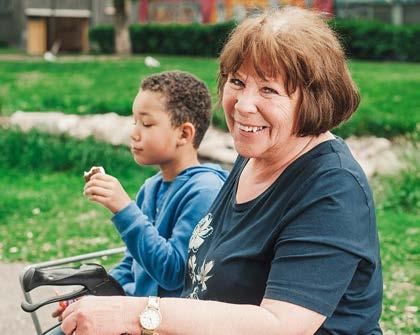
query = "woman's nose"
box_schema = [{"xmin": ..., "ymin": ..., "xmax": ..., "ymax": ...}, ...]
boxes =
[{"xmin": 234, "ymin": 92, "xmax": 258, "ymax": 115}]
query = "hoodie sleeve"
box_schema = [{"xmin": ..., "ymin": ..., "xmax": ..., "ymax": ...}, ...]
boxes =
[
  {"xmin": 111, "ymin": 186, "xmax": 221, "ymax": 291},
  {"xmin": 107, "ymin": 185, "xmax": 147, "ymax": 288},
  {"xmin": 108, "ymin": 250, "xmax": 134, "ymax": 287}
]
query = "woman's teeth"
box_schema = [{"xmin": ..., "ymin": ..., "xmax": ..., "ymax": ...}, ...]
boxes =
[{"xmin": 238, "ymin": 124, "xmax": 264, "ymax": 133}]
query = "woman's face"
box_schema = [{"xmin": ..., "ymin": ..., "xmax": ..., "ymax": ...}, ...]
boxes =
[{"xmin": 222, "ymin": 60, "xmax": 301, "ymax": 160}]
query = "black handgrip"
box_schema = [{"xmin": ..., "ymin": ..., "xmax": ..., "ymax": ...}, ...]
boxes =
[
  {"xmin": 22, "ymin": 263, "xmax": 109, "ymax": 292},
  {"xmin": 21, "ymin": 287, "xmax": 88, "ymax": 313},
  {"xmin": 21, "ymin": 263, "xmax": 125, "ymax": 314}
]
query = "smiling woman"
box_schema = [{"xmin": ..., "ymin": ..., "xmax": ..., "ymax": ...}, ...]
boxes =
[
  {"xmin": 221, "ymin": 59, "xmax": 300, "ymax": 161},
  {"xmin": 57, "ymin": 7, "xmax": 383, "ymax": 335}
]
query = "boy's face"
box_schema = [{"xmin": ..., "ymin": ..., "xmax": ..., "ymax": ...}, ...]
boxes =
[{"xmin": 131, "ymin": 90, "xmax": 180, "ymax": 166}]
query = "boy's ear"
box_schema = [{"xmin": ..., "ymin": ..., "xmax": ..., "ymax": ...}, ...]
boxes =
[{"xmin": 177, "ymin": 122, "xmax": 196, "ymax": 147}]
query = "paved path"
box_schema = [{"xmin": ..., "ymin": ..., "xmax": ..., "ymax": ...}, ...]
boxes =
[{"xmin": 0, "ymin": 262, "xmax": 58, "ymax": 334}]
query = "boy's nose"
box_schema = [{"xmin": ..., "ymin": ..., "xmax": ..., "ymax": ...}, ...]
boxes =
[{"xmin": 131, "ymin": 130, "xmax": 141, "ymax": 141}]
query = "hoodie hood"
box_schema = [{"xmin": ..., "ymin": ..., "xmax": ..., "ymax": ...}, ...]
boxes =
[
  {"xmin": 177, "ymin": 163, "xmax": 229, "ymax": 181},
  {"xmin": 137, "ymin": 163, "xmax": 229, "ymax": 208}
]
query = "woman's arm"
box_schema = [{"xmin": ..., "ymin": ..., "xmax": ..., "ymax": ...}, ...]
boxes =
[{"xmin": 60, "ymin": 296, "xmax": 325, "ymax": 335}]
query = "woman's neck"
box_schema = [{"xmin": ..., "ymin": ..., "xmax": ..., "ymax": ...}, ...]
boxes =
[{"xmin": 248, "ymin": 132, "xmax": 334, "ymax": 183}]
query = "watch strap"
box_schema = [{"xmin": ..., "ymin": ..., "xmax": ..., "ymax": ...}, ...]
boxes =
[
  {"xmin": 140, "ymin": 296, "xmax": 161, "ymax": 335},
  {"xmin": 148, "ymin": 296, "xmax": 160, "ymax": 309}
]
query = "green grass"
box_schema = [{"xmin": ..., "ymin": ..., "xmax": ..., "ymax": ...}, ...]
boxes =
[
  {"xmin": 0, "ymin": 56, "xmax": 220, "ymax": 121},
  {"xmin": 0, "ymin": 169, "xmax": 123, "ymax": 262},
  {"xmin": 371, "ymin": 164, "xmax": 420, "ymax": 334},
  {"xmin": 0, "ymin": 128, "xmax": 157, "ymax": 262},
  {"xmin": 342, "ymin": 61, "xmax": 420, "ymax": 138},
  {"xmin": 0, "ymin": 128, "xmax": 418, "ymax": 333},
  {"xmin": 0, "ymin": 56, "xmax": 419, "ymax": 137}
]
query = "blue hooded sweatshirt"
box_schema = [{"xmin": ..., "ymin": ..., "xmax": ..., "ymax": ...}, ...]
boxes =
[{"xmin": 109, "ymin": 163, "xmax": 228, "ymax": 297}]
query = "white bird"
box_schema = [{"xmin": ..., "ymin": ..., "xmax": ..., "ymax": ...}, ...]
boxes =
[
  {"xmin": 144, "ymin": 56, "xmax": 160, "ymax": 68},
  {"xmin": 44, "ymin": 51, "xmax": 57, "ymax": 62}
]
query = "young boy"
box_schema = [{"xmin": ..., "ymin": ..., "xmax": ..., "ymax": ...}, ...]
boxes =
[{"xmin": 83, "ymin": 71, "xmax": 228, "ymax": 297}]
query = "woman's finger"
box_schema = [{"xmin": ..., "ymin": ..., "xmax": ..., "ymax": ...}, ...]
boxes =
[
  {"xmin": 61, "ymin": 314, "xmax": 77, "ymax": 335},
  {"xmin": 61, "ymin": 301, "xmax": 76, "ymax": 320}
]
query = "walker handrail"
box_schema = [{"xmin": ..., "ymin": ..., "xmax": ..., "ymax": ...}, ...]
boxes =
[{"xmin": 19, "ymin": 246, "xmax": 126, "ymax": 335}]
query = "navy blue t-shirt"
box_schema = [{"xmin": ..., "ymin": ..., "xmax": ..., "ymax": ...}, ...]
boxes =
[{"xmin": 182, "ymin": 138, "xmax": 383, "ymax": 334}]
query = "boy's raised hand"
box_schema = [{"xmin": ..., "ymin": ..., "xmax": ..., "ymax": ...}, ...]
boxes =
[{"xmin": 84, "ymin": 173, "xmax": 131, "ymax": 214}]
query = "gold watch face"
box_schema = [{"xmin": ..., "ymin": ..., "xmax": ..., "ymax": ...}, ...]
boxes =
[{"xmin": 140, "ymin": 308, "xmax": 161, "ymax": 330}]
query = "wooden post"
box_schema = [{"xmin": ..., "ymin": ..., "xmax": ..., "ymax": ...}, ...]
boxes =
[
  {"xmin": 27, "ymin": 17, "xmax": 47, "ymax": 55},
  {"xmin": 81, "ymin": 18, "xmax": 90, "ymax": 53}
]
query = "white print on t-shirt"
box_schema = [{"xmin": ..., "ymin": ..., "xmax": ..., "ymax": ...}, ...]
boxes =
[
  {"xmin": 197, "ymin": 259, "xmax": 214, "ymax": 291},
  {"xmin": 189, "ymin": 213, "xmax": 214, "ymax": 253},
  {"xmin": 187, "ymin": 213, "xmax": 215, "ymax": 299},
  {"xmin": 188, "ymin": 258, "xmax": 214, "ymax": 299}
]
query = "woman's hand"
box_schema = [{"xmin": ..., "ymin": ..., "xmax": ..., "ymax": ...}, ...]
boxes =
[
  {"xmin": 60, "ymin": 296, "xmax": 143, "ymax": 335},
  {"xmin": 51, "ymin": 302, "xmax": 65, "ymax": 321},
  {"xmin": 84, "ymin": 173, "xmax": 131, "ymax": 214}
]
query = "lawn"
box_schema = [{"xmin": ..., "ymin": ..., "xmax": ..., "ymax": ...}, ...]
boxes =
[
  {"xmin": 0, "ymin": 129, "xmax": 418, "ymax": 334},
  {"xmin": 0, "ymin": 129, "xmax": 157, "ymax": 261},
  {"xmin": 0, "ymin": 56, "xmax": 419, "ymax": 138}
]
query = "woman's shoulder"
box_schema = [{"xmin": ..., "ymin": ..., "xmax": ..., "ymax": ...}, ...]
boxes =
[
  {"xmin": 292, "ymin": 138, "xmax": 368, "ymax": 184},
  {"xmin": 313, "ymin": 138, "xmax": 371, "ymax": 192},
  {"xmin": 277, "ymin": 138, "xmax": 374, "ymax": 209}
]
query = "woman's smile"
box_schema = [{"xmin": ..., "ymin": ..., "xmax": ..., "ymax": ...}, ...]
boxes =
[
  {"xmin": 234, "ymin": 121, "xmax": 269, "ymax": 138},
  {"xmin": 236, "ymin": 121, "xmax": 268, "ymax": 133}
]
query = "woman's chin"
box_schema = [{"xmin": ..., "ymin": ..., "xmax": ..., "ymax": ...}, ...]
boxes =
[{"xmin": 234, "ymin": 142, "xmax": 264, "ymax": 158}]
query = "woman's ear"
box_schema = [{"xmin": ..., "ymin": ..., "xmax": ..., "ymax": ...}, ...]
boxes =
[{"xmin": 177, "ymin": 122, "xmax": 196, "ymax": 147}]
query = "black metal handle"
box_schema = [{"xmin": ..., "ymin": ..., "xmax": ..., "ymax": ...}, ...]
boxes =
[
  {"xmin": 21, "ymin": 287, "xmax": 87, "ymax": 313},
  {"xmin": 21, "ymin": 262, "xmax": 125, "ymax": 316},
  {"xmin": 22, "ymin": 264, "xmax": 109, "ymax": 292}
]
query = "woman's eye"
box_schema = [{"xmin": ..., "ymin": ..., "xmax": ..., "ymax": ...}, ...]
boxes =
[
  {"xmin": 229, "ymin": 78, "xmax": 244, "ymax": 88},
  {"xmin": 261, "ymin": 87, "xmax": 279, "ymax": 95},
  {"xmin": 142, "ymin": 123, "xmax": 152, "ymax": 128}
]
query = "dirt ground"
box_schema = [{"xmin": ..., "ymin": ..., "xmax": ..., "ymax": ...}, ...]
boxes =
[{"xmin": 0, "ymin": 262, "xmax": 60, "ymax": 334}]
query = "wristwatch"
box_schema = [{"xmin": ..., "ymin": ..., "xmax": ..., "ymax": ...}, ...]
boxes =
[{"xmin": 139, "ymin": 296, "xmax": 162, "ymax": 335}]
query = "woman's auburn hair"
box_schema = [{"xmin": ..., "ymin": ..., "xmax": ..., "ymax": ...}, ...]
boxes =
[{"xmin": 217, "ymin": 6, "xmax": 360, "ymax": 136}]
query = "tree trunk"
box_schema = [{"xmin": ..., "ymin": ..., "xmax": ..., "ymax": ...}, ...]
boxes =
[{"xmin": 114, "ymin": 0, "xmax": 132, "ymax": 55}]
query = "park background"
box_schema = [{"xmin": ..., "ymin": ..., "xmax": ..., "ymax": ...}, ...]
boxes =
[{"xmin": 0, "ymin": 0, "xmax": 418, "ymax": 334}]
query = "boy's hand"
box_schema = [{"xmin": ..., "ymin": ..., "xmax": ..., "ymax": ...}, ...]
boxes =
[{"xmin": 84, "ymin": 174, "xmax": 131, "ymax": 213}]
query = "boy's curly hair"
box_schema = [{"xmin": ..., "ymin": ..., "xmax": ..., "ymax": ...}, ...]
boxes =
[{"xmin": 141, "ymin": 71, "xmax": 211, "ymax": 149}]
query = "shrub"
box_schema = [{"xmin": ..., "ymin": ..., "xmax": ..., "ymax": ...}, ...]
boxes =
[
  {"xmin": 377, "ymin": 164, "xmax": 420, "ymax": 213},
  {"xmin": 129, "ymin": 21, "xmax": 236, "ymax": 57},
  {"xmin": 0, "ymin": 127, "xmax": 141, "ymax": 177},
  {"xmin": 394, "ymin": 25, "xmax": 420, "ymax": 62},
  {"xmin": 89, "ymin": 25, "xmax": 115, "ymax": 54},
  {"xmin": 330, "ymin": 19, "xmax": 420, "ymax": 62},
  {"xmin": 89, "ymin": 20, "xmax": 419, "ymax": 62}
]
